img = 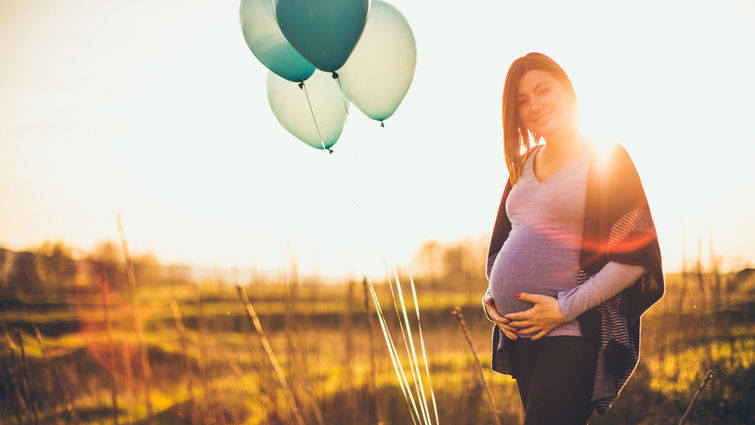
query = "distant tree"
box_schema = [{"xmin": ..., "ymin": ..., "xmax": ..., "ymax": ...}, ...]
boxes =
[
  {"xmin": 8, "ymin": 250, "xmax": 43, "ymax": 297},
  {"xmin": 133, "ymin": 253, "xmax": 163, "ymax": 286},
  {"xmin": 414, "ymin": 236, "xmax": 488, "ymax": 291},
  {"xmin": 0, "ymin": 247, "xmax": 15, "ymax": 298},
  {"xmin": 442, "ymin": 244, "xmax": 473, "ymax": 288},
  {"xmin": 415, "ymin": 241, "xmax": 442, "ymax": 288},
  {"xmin": 85, "ymin": 241, "xmax": 124, "ymax": 290},
  {"xmin": 34, "ymin": 241, "xmax": 77, "ymax": 301}
]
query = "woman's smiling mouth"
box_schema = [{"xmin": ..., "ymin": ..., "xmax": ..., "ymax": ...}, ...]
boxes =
[{"xmin": 532, "ymin": 112, "xmax": 550, "ymax": 125}]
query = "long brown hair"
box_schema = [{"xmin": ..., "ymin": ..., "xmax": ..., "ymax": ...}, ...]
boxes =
[{"xmin": 502, "ymin": 52, "xmax": 577, "ymax": 184}]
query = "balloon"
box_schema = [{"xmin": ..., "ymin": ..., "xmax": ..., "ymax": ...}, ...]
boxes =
[
  {"xmin": 267, "ymin": 70, "xmax": 349, "ymax": 151},
  {"xmin": 240, "ymin": 0, "xmax": 315, "ymax": 82},
  {"xmin": 339, "ymin": 0, "xmax": 416, "ymax": 122},
  {"xmin": 273, "ymin": 0, "xmax": 369, "ymax": 72}
]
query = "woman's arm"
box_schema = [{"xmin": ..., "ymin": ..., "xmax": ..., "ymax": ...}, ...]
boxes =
[
  {"xmin": 557, "ymin": 261, "xmax": 646, "ymax": 322},
  {"xmin": 504, "ymin": 261, "xmax": 645, "ymax": 340}
]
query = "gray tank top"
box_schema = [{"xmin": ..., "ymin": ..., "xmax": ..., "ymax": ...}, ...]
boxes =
[{"xmin": 488, "ymin": 145, "xmax": 591, "ymax": 337}]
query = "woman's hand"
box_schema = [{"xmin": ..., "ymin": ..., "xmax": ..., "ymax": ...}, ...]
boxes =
[
  {"xmin": 483, "ymin": 295, "xmax": 520, "ymax": 341},
  {"xmin": 504, "ymin": 293, "xmax": 565, "ymax": 341}
]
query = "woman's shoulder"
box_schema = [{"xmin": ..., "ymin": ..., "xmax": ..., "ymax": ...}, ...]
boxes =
[
  {"xmin": 588, "ymin": 141, "xmax": 646, "ymax": 195},
  {"xmin": 588, "ymin": 141, "xmax": 635, "ymax": 170}
]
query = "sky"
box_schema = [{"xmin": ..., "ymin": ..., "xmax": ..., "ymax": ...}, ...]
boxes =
[{"xmin": 1, "ymin": 0, "xmax": 754, "ymax": 280}]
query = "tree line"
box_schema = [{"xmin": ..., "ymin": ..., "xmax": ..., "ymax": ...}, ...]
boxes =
[{"xmin": 0, "ymin": 236, "xmax": 493, "ymax": 301}]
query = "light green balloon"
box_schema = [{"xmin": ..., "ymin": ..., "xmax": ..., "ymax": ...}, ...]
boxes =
[
  {"xmin": 240, "ymin": 0, "xmax": 315, "ymax": 82},
  {"xmin": 267, "ymin": 71, "xmax": 349, "ymax": 151},
  {"xmin": 338, "ymin": 0, "xmax": 416, "ymax": 122}
]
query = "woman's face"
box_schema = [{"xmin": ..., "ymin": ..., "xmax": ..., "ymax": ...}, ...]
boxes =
[{"xmin": 515, "ymin": 69, "xmax": 575, "ymax": 139}]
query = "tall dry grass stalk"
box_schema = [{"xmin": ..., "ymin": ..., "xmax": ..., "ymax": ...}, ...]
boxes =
[
  {"xmin": 194, "ymin": 280, "xmax": 210, "ymax": 425},
  {"xmin": 708, "ymin": 228, "xmax": 722, "ymax": 311},
  {"xmin": 451, "ymin": 307, "xmax": 501, "ymax": 425},
  {"xmin": 3, "ymin": 325, "xmax": 31, "ymax": 425},
  {"xmin": 14, "ymin": 329, "xmax": 39, "ymax": 425},
  {"xmin": 98, "ymin": 268, "xmax": 118, "ymax": 425},
  {"xmin": 344, "ymin": 279, "xmax": 356, "ymax": 421},
  {"xmin": 408, "ymin": 275, "xmax": 439, "ymax": 425},
  {"xmin": 32, "ymin": 324, "xmax": 79, "ymax": 425},
  {"xmin": 299, "ymin": 364, "xmax": 326, "ymax": 425},
  {"xmin": 362, "ymin": 278, "xmax": 384, "ymax": 425},
  {"xmin": 367, "ymin": 270, "xmax": 438, "ymax": 425},
  {"xmin": 31, "ymin": 325, "xmax": 61, "ymax": 425},
  {"xmin": 285, "ymin": 265, "xmax": 297, "ymax": 381},
  {"xmin": 117, "ymin": 214, "xmax": 153, "ymax": 421},
  {"xmin": 169, "ymin": 299, "xmax": 195, "ymax": 420},
  {"xmin": 677, "ymin": 220, "xmax": 690, "ymax": 316},
  {"xmin": 695, "ymin": 237, "xmax": 707, "ymax": 309},
  {"xmin": 678, "ymin": 369, "xmax": 714, "ymax": 425},
  {"xmin": 167, "ymin": 267, "xmax": 192, "ymax": 388},
  {"xmin": 236, "ymin": 284, "xmax": 306, "ymax": 425},
  {"xmin": 284, "ymin": 262, "xmax": 326, "ymax": 425},
  {"xmin": 168, "ymin": 300, "xmax": 189, "ymax": 370}
]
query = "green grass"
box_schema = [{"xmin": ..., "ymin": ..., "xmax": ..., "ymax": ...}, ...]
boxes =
[{"xmin": 1, "ymin": 272, "xmax": 753, "ymax": 425}]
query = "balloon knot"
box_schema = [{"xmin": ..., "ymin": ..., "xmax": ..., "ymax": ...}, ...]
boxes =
[
  {"xmin": 298, "ymin": 81, "xmax": 304, "ymax": 89},
  {"xmin": 328, "ymin": 148, "xmax": 334, "ymax": 154},
  {"xmin": 380, "ymin": 121, "xmax": 385, "ymax": 128},
  {"xmin": 331, "ymin": 72, "xmax": 339, "ymax": 79}
]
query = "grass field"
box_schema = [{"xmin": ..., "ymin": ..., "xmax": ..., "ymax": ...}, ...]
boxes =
[{"xmin": 1, "ymin": 262, "xmax": 754, "ymax": 425}]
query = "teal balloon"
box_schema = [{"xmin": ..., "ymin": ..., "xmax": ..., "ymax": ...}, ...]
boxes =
[
  {"xmin": 273, "ymin": 0, "xmax": 369, "ymax": 72},
  {"xmin": 240, "ymin": 0, "xmax": 315, "ymax": 82},
  {"xmin": 267, "ymin": 71, "xmax": 349, "ymax": 151},
  {"xmin": 339, "ymin": 0, "xmax": 416, "ymax": 122}
]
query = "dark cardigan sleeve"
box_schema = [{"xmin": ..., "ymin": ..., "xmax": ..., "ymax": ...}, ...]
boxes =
[
  {"xmin": 485, "ymin": 179, "xmax": 513, "ymax": 280},
  {"xmin": 579, "ymin": 143, "xmax": 664, "ymax": 319},
  {"xmin": 577, "ymin": 143, "xmax": 665, "ymax": 414}
]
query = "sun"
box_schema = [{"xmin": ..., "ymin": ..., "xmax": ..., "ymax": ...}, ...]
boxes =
[{"xmin": 576, "ymin": 94, "xmax": 632, "ymax": 166}]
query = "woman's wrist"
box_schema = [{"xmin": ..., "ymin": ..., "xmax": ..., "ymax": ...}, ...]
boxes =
[{"xmin": 557, "ymin": 291, "xmax": 580, "ymax": 322}]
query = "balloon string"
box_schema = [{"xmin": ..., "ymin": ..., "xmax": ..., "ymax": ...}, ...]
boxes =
[
  {"xmin": 301, "ymin": 80, "xmax": 332, "ymax": 154},
  {"xmin": 334, "ymin": 75, "xmax": 350, "ymax": 116}
]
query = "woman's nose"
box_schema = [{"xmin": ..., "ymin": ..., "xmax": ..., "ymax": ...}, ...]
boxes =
[{"xmin": 530, "ymin": 96, "xmax": 542, "ymax": 112}]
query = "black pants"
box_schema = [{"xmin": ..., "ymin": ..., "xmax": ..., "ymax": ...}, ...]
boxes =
[{"xmin": 509, "ymin": 336, "xmax": 598, "ymax": 425}]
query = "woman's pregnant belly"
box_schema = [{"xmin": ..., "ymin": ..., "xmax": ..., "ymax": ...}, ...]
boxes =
[{"xmin": 489, "ymin": 225, "xmax": 581, "ymax": 317}]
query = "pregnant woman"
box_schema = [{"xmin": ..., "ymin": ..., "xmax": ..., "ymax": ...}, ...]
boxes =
[{"xmin": 482, "ymin": 52, "xmax": 664, "ymax": 424}]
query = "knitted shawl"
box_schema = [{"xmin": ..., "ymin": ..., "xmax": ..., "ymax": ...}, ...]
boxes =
[{"xmin": 485, "ymin": 142, "xmax": 664, "ymax": 414}]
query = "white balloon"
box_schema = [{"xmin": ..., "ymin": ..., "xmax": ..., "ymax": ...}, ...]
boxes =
[
  {"xmin": 266, "ymin": 70, "xmax": 350, "ymax": 151},
  {"xmin": 338, "ymin": 0, "xmax": 416, "ymax": 122}
]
